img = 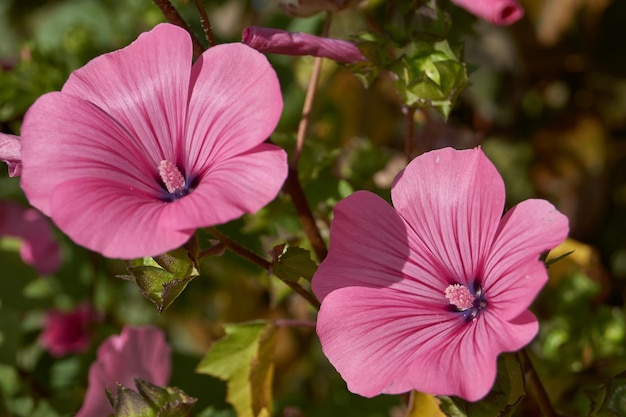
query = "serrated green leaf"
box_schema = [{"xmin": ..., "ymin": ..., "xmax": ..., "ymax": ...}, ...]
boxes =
[
  {"xmin": 196, "ymin": 321, "xmax": 275, "ymax": 417},
  {"xmin": 272, "ymin": 246, "xmax": 318, "ymax": 282},
  {"xmin": 439, "ymin": 354, "xmax": 525, "ymax": 417}
]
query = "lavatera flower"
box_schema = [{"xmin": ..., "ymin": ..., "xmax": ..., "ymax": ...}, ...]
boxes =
[
  {"xmin": 19, "ymin": 23, "xmax": 287, "ymax": 259},
  {"xmin": 312, "ymin": 147, "xmax": 568, "ymax": 401}
]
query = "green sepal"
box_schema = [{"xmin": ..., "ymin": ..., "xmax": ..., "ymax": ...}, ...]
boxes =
[
  {"xmin": 113, "ymin": 383, "xmax": 156, "ymax": 417},
  {"xmin": 134, "ymin": 379, "xmax": 197, "ymax": 417}
]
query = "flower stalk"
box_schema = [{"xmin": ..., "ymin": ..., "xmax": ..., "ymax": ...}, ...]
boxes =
[
  {"xmin": 193, "ymin": 0, "xmax": 216, "ymax": 47},
  {"xmin": 152, "ymin": 0, "xmax": 205, "ymax": 58},
  {"xmin": 207, "ymin": 227, "xmax": 321, "ymax": 310},
  {"xmin": 518, "ymin": 348, "xmax": 560, "ymax": 417}
]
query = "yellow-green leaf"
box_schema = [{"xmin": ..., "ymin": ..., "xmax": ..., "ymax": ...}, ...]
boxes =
[{"xmin": 196, "ymin": 321, "xmax": 275, "ymax": 417}]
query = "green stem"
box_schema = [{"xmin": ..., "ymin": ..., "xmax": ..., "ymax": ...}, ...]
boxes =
[
  {"xmin": 518, "ymin": 348, "xmax": 560, "ymax": 417},
  {"xmin": 152, "ymin": 0, "xmax": 205, "ymax": 58},
  {"xmin": 206, "ymin": 227, "xmax": 321, "ymax": 310}
]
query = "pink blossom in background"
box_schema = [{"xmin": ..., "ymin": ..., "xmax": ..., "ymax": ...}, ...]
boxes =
[
  {"xmin": 243, "ymin": 27, "xmax": 366, "ymax": 63},
  {"xmin": 451, "ymin": 0, "xmax": 524, "ymax": 25},
  {"xmin": 19, "ymin": 23, "xmax": 287, "ymax": 259},
  {"xmin": 0, "ymin": 200, "xmax": 60, "ymax": 275},
  {"xmin": 312, "ymin": 147, "xmax": 568, "ymax": 401},
  {"xmin": 76, "ymin": 326, "xmax": 171, "ymax": 417},
  {"xmin": 0, "ymin": 133, "xmax": 22, "ymax": 177},
  {"xmin": 40, "ymin": 303, "xmax": 98, "ymax": 357}
]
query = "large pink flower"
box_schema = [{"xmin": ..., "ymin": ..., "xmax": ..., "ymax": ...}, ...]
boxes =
[
  {"xmin": 451, "ymin": 0, "xmax": 523, "ymax": 25},
  {"xmin": 312, "ymin": 147, "xmax": 568, "ymax": 401},
  {"xmin": 76, "ymin": 326, "xmax": 171, "ymax": 417},
  {"xmin": 19, "ymin": 23, "xmax": 286, "ymax": 259},
  {"xmin": 0, "ymin": 200, "xmax": 60, "ymax": 275}
]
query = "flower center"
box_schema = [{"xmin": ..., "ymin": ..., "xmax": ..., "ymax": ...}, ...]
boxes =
[
  {"xmin": 444, "ymin": 283, "xmax": 487, "ymax": 321},
  {"xmin": 158, "ymin": 160, "xmax": 188, "ymax": 199}
]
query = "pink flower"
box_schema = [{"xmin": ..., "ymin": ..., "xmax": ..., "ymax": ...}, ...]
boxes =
[
  {"xmin": 312, "ymin": 147, "xmax": 568, "ymax": 401},
  {"xmin": 0, "ymin": 200, "xmax": 60, "ymax": 275},
  {"xmin": 40, "ymin": 303, "xmax": 97, "ymax": 357},
  {"xmin": 0, "ymin": 133, "xmax": 22, "ymax": 177},
  {"xmin": 19, "ymin": 23, "xmax": 286, "ymax": 259},
  {"xmin": 76, "ymin": 326, "xmax": 171, "ymax": 417},
  {"xmin": 451, "ymin": 0, "xmax": 524, "ymax": 25},
  {"xmin": 243, "ymin": 27, "xmax": 366, "ymax": 63}
]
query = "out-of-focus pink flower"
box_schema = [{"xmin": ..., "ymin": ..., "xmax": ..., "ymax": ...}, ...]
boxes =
[
  {"xmin": 278, "ymin": 0, "xmax": 349, "ymax": 17},
  {"xmin": 76, "ymin": 326, "xmax": 171, "ymax": 417},
  {"xmin": 312, "ymin": 147, "xmax": 568, "ymax": 401},
  {"xmin": 451, "ymin": 0, "xmax": 523, "ymax": 25},
  {"xmin": 243, "ymin": 27, "xmax": 366, "ymax": 63},
  {"xmin": 0, "ymin": 200, "xmax": 60, "ymax": 275},
  {"xmin": 0, "ymin": 133, "xmax": 22, "ymax": 177},
  {"xmin": 40, "ymin": 303, "xmax": 98, "ymax": 357},
  {"xmin": 19, "ymin": 23, "xmax": 286, "ymax": 259}
]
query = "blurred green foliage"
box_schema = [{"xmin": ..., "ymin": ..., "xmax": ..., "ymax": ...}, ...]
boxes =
[{"xmin": 1, "ymin": 0, "xmax": 626, "ymax": 417}]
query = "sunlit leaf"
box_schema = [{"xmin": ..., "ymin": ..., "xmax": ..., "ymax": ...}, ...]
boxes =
[{"xmin": 196, "ymin": 321, "xmax": 275, "ymax": 417}]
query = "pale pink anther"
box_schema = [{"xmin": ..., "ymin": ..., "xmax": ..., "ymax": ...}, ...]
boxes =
[
  {"xmin": 445, "ymin": 284, "xmax": 475, "ymax": 310},
  {"xmin": 158, "ymin": 160, "xmax": 186, "ymax": 194}
]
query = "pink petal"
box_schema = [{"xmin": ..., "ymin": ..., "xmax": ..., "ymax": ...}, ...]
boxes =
[
  {"xmin": 40, "ymin": 304, "xmax": 96, "ymax": 357},
  {"xmin": 391, "ymin": 147, "xmax": 505, "ymax": 286},
  {"xmin": 242, "ymin": 27, "xmax": 366, "ymax": 63},
  {"xmin": 20, "ymin": 92, "xmax": 190, "ymax": 258},
  {"xmin": 184, "ymin": 43, "xmax": 284, "ymax": 175},
  {"xmin": 0, "ymin": 133, "xmax": 22, "ymax": 176},
  {"xmin": 405, "ymin": 310, "xmax": 538, "ymax": 401},
  {"xmin": 317, "ymin": 285, "xmax": 538, "ymax": 401},
  {"xmin": 451, "ymin": 0, "xmax": 523, "ymax": 25},
  {"xmin": 161, "ymin": 143, "xmax": 287, "ymax": 231},
  {"xmin": 76, "ymin": 326, "xmax": 171, "ymax": 417},
  {"xmin": 21, "ymin": 92, "xmax": 162, "ymax": 217},
  {"xmin": 0, "ymin": 200, "xmax": 60, "ymax": 275},
  {"xmin": 61, "ymin": 23, "xmax": 191, "ymax": 164},
  {"xmin": 483, "ymin": 199, "xmax": 569, "ymax": 319},
  {"xmin": 49, "ymin": 178, "xmax": 190, "ymax": 259},
  {"xmin": 311, "ymin": 191, "xmax": 450, "ymax": 303}
]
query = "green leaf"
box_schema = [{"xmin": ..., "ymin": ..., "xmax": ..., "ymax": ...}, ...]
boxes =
[
  {"xmin": 438, "ymin": 353, "xmax": 525, "ymax": 417},
  {"xmin": 196, "ymin": 321, "xmax": 276, "ymax": 417},
  {"xmin": 271, "ymin": 246, "xmax": 318, "ymax": 282},
  {"xmin": 587, "ymin": 371, "xmax": 626, "ymax": 416}
]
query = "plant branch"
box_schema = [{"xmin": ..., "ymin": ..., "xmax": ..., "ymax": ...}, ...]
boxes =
[
  {"xmin": 283, "ymin": 167, "xmax": 328, "ymax": 262},
  {"xmin": 518, "ymin": 348, "xmax": 560, "ymax": 417},
  {"xmin": 290, "ymin": 13, "xmax": 332, "ymax": 168},
  {"xmin": 193, "ymin": 0, "xmax": 216, "ymax": 47},
  {"xmin": 274, "ymin": 319, "xmax": 317, "ymax": 328},
  {"xmin": 152, "ymin": 0, "xmax": 205, "ymax": 58},
  {"xmin": 206, "ymin": 227, "xmax": 321, "ymax": 310}
]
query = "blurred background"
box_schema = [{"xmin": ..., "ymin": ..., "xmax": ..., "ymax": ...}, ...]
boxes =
[{"xmin": 1, "ymin": 0, "xmax": 625, "ymax": 416}]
